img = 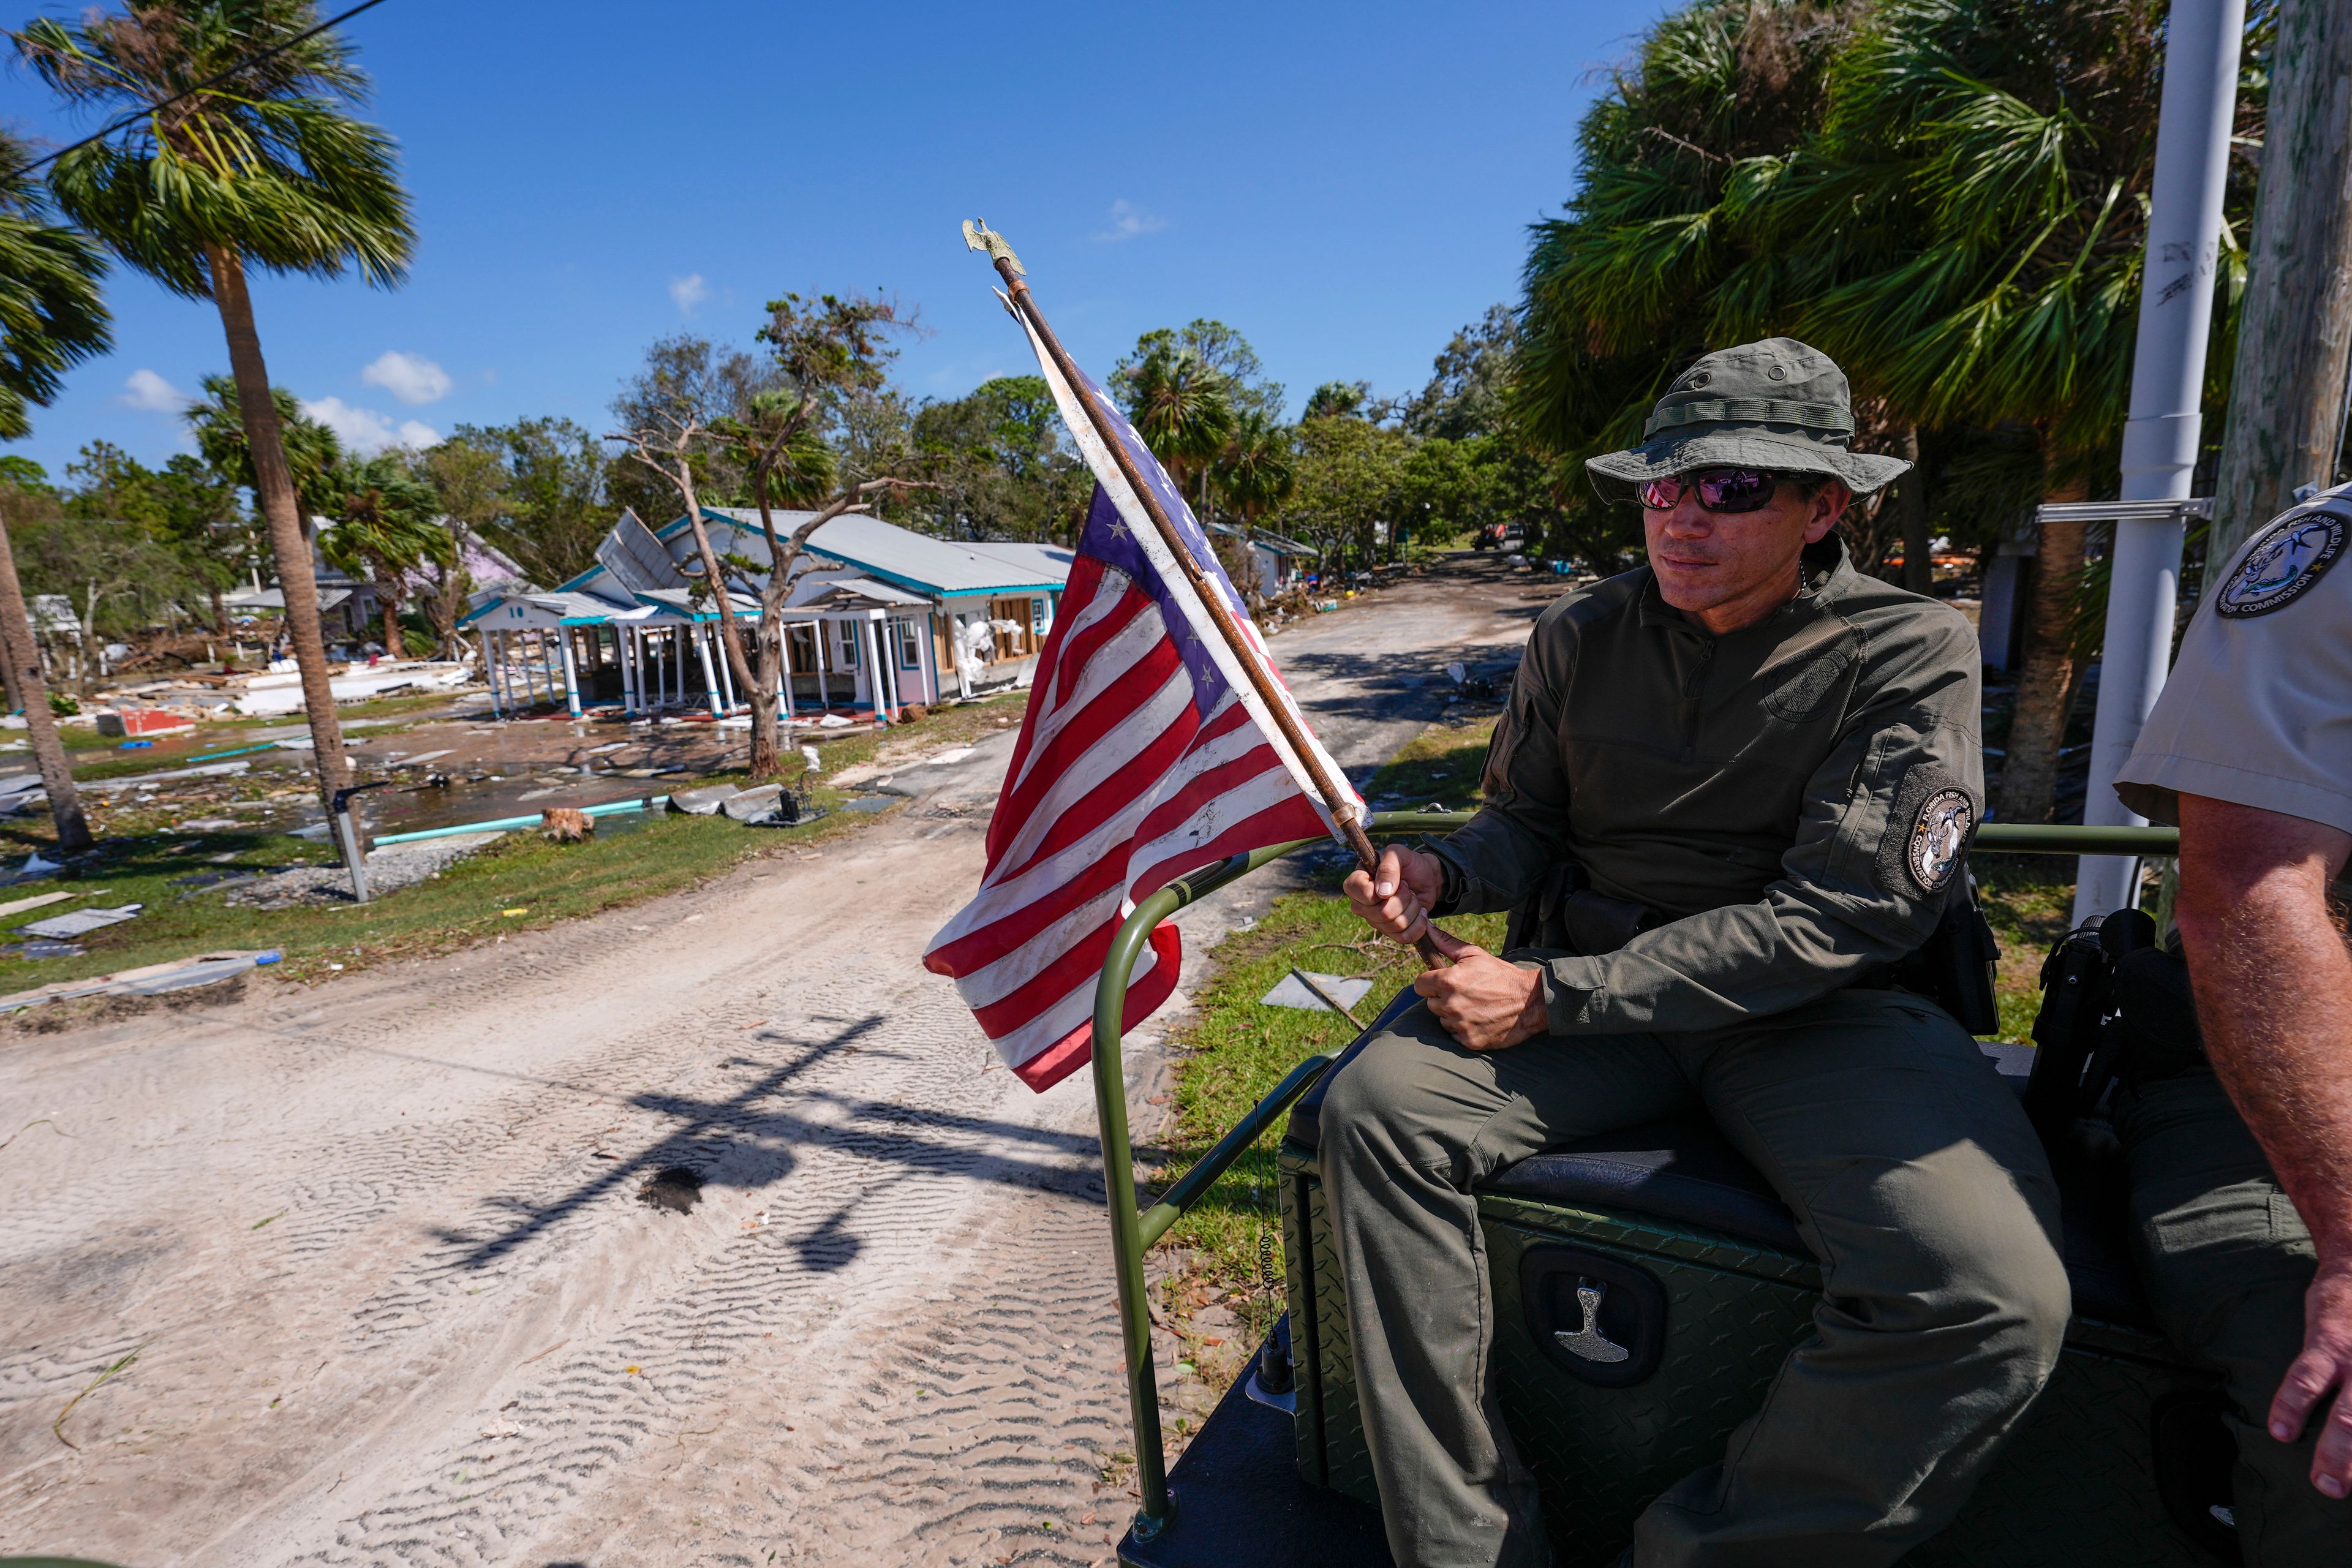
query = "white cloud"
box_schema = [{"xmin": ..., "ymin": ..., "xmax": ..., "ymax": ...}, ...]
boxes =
[
  {"xmin": 301, "ymin": 396, "xmax": 439, "ymax": 455},
  {"xmin": 119, "ymin": 368, "xmax": 189, "ymax": 412},
  {"xmin": 669, "ymin": 273, "xmax": 710, "ymax": 314},
  {"xmin": 360, "ymin": 350, "xmax": 451, "ymax": 406},
  {"xmin": 1093, "ymin": 199, "xmax": 1167, "ymax": 243}
]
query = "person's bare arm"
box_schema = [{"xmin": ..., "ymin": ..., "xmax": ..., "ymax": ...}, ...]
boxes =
[{"xmin": 2173, "ymin": 793, "xmax": 2352, "ymax": 1497}]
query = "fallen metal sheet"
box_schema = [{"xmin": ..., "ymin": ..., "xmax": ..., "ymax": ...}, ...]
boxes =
[
  {"xmin": 0, "ymin": 948, "xmax": 280, "ymax": 1012},
  {"xmin": 1259, "ymin": 971, "xmax": 1376, "ymax": 1012},
  {"xmin": 668, "ymin": 784, "xmax": 742, "ymax": 816},
  {"xmin": 81, "ymin": 760, "xmax": 254, "ymax": 792},
  {"xmin": 21, "ymin": 903, "xmax": 145, "ymax": 939}
]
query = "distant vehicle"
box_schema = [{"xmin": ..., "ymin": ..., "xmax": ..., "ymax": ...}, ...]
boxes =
[{"xmin": 1472, "ymin": 521, "xmax": 1525, "ymax": 551}]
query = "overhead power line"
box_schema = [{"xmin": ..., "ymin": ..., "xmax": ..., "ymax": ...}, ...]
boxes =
[{"xmin": 6, "ymin": 0, "xmax": 394, "ymax": 183}]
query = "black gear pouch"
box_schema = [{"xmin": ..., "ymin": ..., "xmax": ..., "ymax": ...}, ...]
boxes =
[
  {"xmin": 1504, "ymin": 861, "xmax": 1657, "ymax": 957},
  {"xmin": 2022, "ymin": 908, "xmax": 2204, "ymax": 1133},
  {"xmin": 1893, "ymin": 872, "xmax": 2003, "ymax": 1035}
]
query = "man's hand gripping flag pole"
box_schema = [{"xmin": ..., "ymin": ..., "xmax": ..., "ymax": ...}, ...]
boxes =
[{"xmin": 959, "ymin": 217, "xmax": 1453, "ymax": 972}]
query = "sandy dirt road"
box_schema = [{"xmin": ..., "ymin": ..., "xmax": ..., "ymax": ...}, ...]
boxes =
[{"xmin": 0, "ymin": 556, "xmax": 1546, "ymax": 1568}]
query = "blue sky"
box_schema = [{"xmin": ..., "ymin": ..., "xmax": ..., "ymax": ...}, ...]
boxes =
[{"xmin": 2, "ymin": 0, "xmax": 1672, "ymax": 480}]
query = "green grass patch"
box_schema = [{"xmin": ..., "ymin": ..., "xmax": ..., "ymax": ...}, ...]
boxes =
[
  {"xmin": 0, "ymin": 794, "xmax": 876, "ymax": 999},
  {"xmin": 1973, "ymin": 853, "xmax": 2078, "ymax": 1042}
]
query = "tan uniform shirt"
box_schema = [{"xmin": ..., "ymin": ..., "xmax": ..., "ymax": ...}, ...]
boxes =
[
  {"xmin": 2116, "ymin": 483, "xmax": 2352, "ymax": 834},
  {"xmin": 1430, "ymin": 536, "xmax": 1984, "ymax": 1035}
]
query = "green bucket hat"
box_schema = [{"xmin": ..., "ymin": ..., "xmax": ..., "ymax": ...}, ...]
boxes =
[{"xmin": 1586, "ymin": 336, "xmax": 1910, "ymax": 501}]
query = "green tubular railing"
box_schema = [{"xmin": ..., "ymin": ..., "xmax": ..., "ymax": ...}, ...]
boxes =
[{"xmin": 1089, "ymin": 812, "xmax": 2181, "ymax": 1540}]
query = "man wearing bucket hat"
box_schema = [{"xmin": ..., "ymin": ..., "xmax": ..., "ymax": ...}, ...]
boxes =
[{"xmin": 1323, "ymin": 338, "xmax": 2068, "ymax": 1567}]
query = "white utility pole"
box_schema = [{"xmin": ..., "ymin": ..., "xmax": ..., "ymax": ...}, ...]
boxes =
[{"xmin": 2073, "ymin": 0, "xmax": 2246, "ymax": 924}]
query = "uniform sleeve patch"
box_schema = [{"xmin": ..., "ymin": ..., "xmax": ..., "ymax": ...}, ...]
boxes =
[
  {"xmin": 2215, "ymin": 509, "xmax": 2346, "ymax": 619},
  {"xmin": 1875, "ymin": 763, "xmax": 1978, "ymax": 898}
]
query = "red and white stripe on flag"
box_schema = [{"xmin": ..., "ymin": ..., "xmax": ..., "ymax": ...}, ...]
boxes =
[{"xmin": 923, "ymin": 312, "xmax": 1359, "ymax": 1091}]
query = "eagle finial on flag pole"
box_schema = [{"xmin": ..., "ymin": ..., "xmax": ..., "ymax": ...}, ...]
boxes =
[{"xmin": 961, "ymin": 218, "xmax": 1024, "ymax": 277}]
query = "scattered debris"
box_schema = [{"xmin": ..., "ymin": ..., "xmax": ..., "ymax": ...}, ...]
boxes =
[
  {"xmin": 0, "ymin": 941, "xmax": 83, "ymax": 960},
  {"xmin": 1260, "ymin": 970, "xmax": 1376, "ymax": 1014},
  {"xmin": 0, "ymin": 949, "xmax": 279, "ymax": 1014},
  {"xmin": 720, "ymin": 785, "xmax": 783, "ymax": 823},
  {"xmin": 638, "ymin": 1166, "xmax": 705, "ymax": 1214},
  {"xmin": 80, "ymin": 761, "xmax": 252, "ymax": 792},
  {"xmin": 0, "ymin": 890, "xmax": 76, "ymax": 919},
  {"xmin": 228, "ymin": 834, "xmax": 505, "ymax": 910},
  {"xmin": 667, "ymin": 784, "xmax": 741, "ymax": 816},
  {"xmin": 541, "ymin": 807, "xmax": 595, "ymax": 842},
  {"xmin": 54, "ymin": 1336, "xmax": 156, "ymax": 1450},
  {"xmin": 20, "ymin": 904, "xmax": 146, "ymax": 940}
]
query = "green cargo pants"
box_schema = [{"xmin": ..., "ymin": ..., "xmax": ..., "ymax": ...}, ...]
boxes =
[
  {"xmin": 2114, "ymin": 1070, "xmax": 2352, "ymax": 1565},
  {"xmin": 1317, "ymin": 981, "xmax": 2071, "ymax": 1568}
]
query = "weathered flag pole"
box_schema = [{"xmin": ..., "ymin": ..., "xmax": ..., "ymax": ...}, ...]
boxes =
[{"xmin": 963, "ymin": 218, "xmax": 1449, "ymax": 969}]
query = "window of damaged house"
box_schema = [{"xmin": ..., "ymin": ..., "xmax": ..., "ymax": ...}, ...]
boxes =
[
  {"xmin": 896, "ymin": 618, "xmax": 922, "ymax": 670},
  {"xmin": 835, "ymin": 620, "xmax": 861, "ymax": 668}
]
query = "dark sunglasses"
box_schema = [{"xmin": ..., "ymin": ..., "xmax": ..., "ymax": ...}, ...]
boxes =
[{"xmin": 1636, "ymin": 468, "xmax": 1793, "ymax": 514}]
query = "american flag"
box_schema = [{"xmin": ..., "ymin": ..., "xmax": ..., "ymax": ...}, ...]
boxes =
[{"xmin": 923, "ymin": 314, "xmax": 1359, "ymax": 1091}]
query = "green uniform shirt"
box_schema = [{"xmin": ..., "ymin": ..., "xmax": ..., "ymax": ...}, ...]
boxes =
[{"xmin": 1430, "ymin": 536, "xmax": 1984, "ymax": 1035}]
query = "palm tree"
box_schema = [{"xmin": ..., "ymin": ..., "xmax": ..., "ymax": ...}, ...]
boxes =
[
  {"xmin": 1120, "ymin": 342, "xmax": 1234, "ymax": 510},
  {"xmin": 187, "ymin": 374, "xmax": 342, "ymax": 516},
  {"xmin": 18, "ymin": 0, "xmax": 415, "ymax": 822},
  {"xmin": 0, "ymin": 128, "xmax": 108, "ymax": 851},
  {"xmin": 1511, "ymin": 0, "xmax": 1861, "ymax": 570},
  {"xmin": 321, "ymin": 453, "xmax": 447, "ymax": 657},
  {"xmin": 1210, "ymin": 410, "xmax": 1297, "ymax": 605},
  {"xmin": 1748, "ymin": 0, "xmax": 2258, "ymax": 821},
  {"xmin": 1215, "ymin": 410, "xmax": 1297, "ymax": 525}
]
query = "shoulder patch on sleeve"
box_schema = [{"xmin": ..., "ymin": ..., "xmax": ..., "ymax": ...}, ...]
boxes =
[
  {"xmin": 1875, "ymin": 763, "xmax": 1978, "ymax": 897},
  {"xmin": 2216, "ymin": 508, "xmax": 2346, "ymax": 619}
]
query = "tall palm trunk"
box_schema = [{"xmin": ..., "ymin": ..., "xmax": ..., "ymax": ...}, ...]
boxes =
[
  {"xmin": 78, "ymin": 579, "xmax": 100, "ymax": 693},
  {"xmin": 0, "ymin": 504, "xmax": 89, "ymax": 851},
  {"xmin": 1997, "ymin": 484, "xmax": 2088, "ymax": 824},
  {"xmin": 0, "ymin": 612, "xmax": 23, "ymax": 717},
  {"xmin": 206, "ymin": 244, "xmax": 350, "ymax": 817}
]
